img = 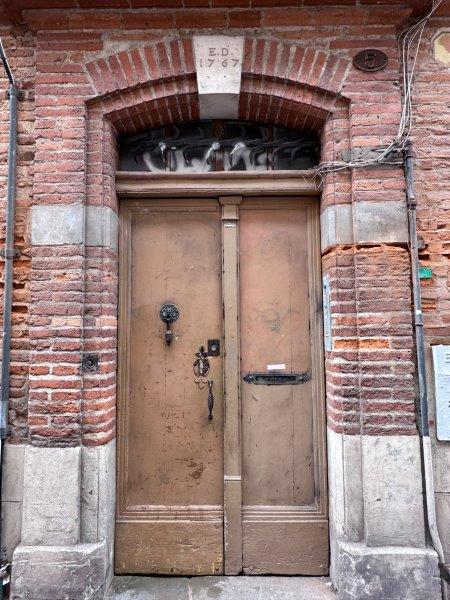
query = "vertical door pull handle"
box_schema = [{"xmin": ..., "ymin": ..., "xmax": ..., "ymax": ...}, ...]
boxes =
[{"xmin": 207, "ymin": 380, "xmax": 214, "ymax": 421}]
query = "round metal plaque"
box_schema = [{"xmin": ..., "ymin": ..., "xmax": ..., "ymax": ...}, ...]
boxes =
[{"xmin": 353, "ymin": 49, "xmax": 388, "ymax": 72}]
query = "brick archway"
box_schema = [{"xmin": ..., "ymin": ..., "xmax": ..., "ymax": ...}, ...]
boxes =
[
  {"xmin": 73, "ymin": 37, "xmax": 353, "ymax": 448},
  {"xmin": 82, "ymin": 37, "xmax": 352, "ymax": 217}
]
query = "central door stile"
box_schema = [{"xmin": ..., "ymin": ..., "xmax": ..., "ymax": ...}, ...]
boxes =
[{"xmin": 220, "ymin": 195, "xmax": 243, "ymax": 575}]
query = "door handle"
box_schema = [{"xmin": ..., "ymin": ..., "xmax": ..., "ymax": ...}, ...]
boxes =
[{"xmin": 207, "ymin": 380, "xmax": 214, "ymax": 421}]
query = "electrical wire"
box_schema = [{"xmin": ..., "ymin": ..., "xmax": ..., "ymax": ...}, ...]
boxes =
[{"xmin": 314, "ymin": 0, "xmax": 444, "ymax": 176}]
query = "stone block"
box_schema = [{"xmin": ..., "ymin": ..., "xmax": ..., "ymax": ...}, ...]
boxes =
[
  {"xmin": 11, "ymin": 542, "xmax": 107, "ymax": 600},
  {"xmin": 327, "ymin": 429, "xmax": 363, "ymax": 542},
  {"xmin": 336, "ymin": 542, "xmax": 441, "ymax": 600},
  {"xmin": 1, "ymin": 444, "xmax": 25, "ymax": 560},
  {"xmin": 362, "ymin": 435, "xmax": 425, "ymax": 547},
  {"xmin": 21, "ymin": 446, "xmax": 81, "ymax": 546},
  {"xmin": 2, "ymin": 443, "xmax": 24, "ymax": 503},
  {"xmin": 32, "ymin": 205, "xmax": 83, "ymax": 246},
  {"xmin": 435, "ymin": 493, "xmax": 450, "ymax": 558},
  {"xmin": 321, "ymin": 204, "xmax": 353, "ymax": 252},
  {"xmin": 81, "ymin": 440, "xmax": 116, "ymax": 581},
  {"xmin": 194, "ymin": 36, "xmax": 244, "ymax": 119},
  {"xmin": 327, "ymin": 429, "xmax": 363, "ymax": 585},
  {"xmin": 32, "ymin": 204, "xmax": 118, "ymax": 250},
  {"xmin": 432, "ymin": 441, "xmax": 450, "ymax": 493},
  {"xmin": 2, "ymin": 502, "xmax": 23, "ymax": 562},
  {"xmin": 354, "ymin": 201, "xmax": 408, "ymax": 245},
  {"xmin": 321, "ymin": 201, "xmax": 408, "ymax": 251},
  {"xmin": 86, "ymin": 206, "xmax": 119, "ymax": 252}
]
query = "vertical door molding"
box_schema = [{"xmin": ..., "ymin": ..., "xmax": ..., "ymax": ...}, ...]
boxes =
[{"xmin": 220, "ymin": 195, "xmax": 243, "ymax": 574}]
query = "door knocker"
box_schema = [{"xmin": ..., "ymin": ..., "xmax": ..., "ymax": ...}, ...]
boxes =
[
  {"xmin": 159, "ymin": 302, "xmax": 179, "ymax": 346},
  {"xmin": 193, "ymin": 345, "xmax": 210, "ymax": 389}
]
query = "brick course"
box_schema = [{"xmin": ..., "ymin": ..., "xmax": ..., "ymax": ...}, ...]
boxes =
[{"xmin": 0, "ymin": 3, "xmax": 448, "ymax": 446}]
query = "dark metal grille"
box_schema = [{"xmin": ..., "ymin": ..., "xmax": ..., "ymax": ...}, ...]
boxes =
[{"xmin": 118, "ymin": 120, "xmax": 320, "ymax": 173}]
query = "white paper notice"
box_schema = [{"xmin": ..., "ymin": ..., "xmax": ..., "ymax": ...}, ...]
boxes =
[{"xmin": 267, "ymin": 364, "xmax": 286, "ymax": 371}]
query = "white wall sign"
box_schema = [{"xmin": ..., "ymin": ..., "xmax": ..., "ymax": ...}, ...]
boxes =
[
  {"xmin": 432, "ymin": 345, "xmax": 450, "ymax": 441},
  {"xmin": 322, "ymin": 274, "xmax": 332, "ymax": 352},
  {"xmin": 193, "ymin": 35, "xmax": 244, "ymax": 119}
]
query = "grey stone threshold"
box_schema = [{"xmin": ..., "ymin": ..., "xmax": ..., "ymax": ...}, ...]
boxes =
[{"xmin": 107, "ymin": 575, "xmax": 336, "ymax": 600}]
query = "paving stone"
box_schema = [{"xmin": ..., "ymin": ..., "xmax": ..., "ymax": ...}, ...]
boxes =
[{"xmin": 107, "ymin": 576, "xmax": 190, "ymax": 600}]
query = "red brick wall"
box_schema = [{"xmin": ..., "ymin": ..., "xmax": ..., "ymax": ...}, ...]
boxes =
[
  {"xmin": 323, "ymin": 245, "xmax": 416, "ymax": 436},
  {"xmin": 0, "ymin": 3, "xmax": 447, "ymax": 446},
  {"xmin": 0, "ymin": 26, "xmax": 34, "ymax": 443},
  {"xmin": 413, "ymin": 17, "xmax": 450, "ymax": 342}
]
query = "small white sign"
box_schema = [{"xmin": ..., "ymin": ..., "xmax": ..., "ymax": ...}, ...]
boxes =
[
  {"xmin": 322, "ymin": 274, "xmax": 332, "ymax": 352},
  {"xmin": 267, "ymin": 364, "xmax": 286, "ymax": 371},
  {"xmin": 432, "ymin": 345, "xmax": 450, "ymax": 442}
]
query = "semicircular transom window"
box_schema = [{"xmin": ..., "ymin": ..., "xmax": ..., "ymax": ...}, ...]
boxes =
[{"xmin": 118, "ymin": 120, "xmax": 320, "ymax": 173}]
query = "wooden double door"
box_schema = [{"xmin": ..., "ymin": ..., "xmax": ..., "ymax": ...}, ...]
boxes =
[{"xmin": 116, "ymin": 196, "xmax": 328, "ymax": 575}]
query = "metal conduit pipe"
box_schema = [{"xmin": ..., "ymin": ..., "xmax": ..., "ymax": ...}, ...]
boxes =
[
  {"xmin": 0, "ymin": 38, "xmax": 19, "ymax": 599},
  {"xmin": 403, "ymin": 141, "xmax": 447, "ymax": 600}
]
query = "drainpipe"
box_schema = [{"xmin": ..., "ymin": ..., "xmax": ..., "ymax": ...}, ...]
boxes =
[
  {"xmin": 0, "ymin": 38, "xmax": 20, "ymax": 598},
  {"xmin": 403, "ymin": 141, "xmax": 448, "ymax": 598}
]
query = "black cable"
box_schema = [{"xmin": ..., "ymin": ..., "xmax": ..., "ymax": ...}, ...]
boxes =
[{"xmin": 0, "ymin": 39, "xmax": 15, "ymax": 85}]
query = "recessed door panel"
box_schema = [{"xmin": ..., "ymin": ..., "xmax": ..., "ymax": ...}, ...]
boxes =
[
  {"xmin": 116, "ymin": 201, "xmax": 224, "ymax": 575},
  {"xmin": 240, "ymin": 201, "xmax": 328, "ymax": 574}
]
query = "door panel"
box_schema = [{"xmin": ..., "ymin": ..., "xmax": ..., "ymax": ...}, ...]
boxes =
[
  {"xmin": 116, "ymin": 201, "xmax": 224, "ymax": 575},
  {"xmin": 240, "ymin": 200, "xmax": 328, "ymax": 574},
  {"xmin": 116, "ymin": 195, "xmax": 328, "ymax": 577}
]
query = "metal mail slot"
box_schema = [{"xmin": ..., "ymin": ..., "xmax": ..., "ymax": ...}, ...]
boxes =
[{"xmin": 243, "ymin": 372, "xmax": 310, "ymax": 385}]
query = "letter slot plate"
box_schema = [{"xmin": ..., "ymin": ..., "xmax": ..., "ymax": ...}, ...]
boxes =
[{"xmin": 243, "ymin": 372, "xmax": 310, "ymax": 385}]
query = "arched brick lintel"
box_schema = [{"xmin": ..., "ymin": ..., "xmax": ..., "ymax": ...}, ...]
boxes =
[{"xmin": 85, "ymin": 37, "xmax": 351, "ymax": 134}]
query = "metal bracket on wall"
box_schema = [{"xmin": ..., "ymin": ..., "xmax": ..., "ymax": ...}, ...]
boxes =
[
  {"xmin": 82, "ymin": 354, "xmax": 99, "ymax": 373},
  {"xmin": 0, "ymin": 248, "xmax": 20, "ymax": 259},
  {"xmin": 5, "ymin": 89, "xmax": 24, "ymax": 100}
]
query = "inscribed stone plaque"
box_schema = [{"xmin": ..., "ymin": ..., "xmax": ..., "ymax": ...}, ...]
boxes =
[{"xmin": 193, "ymin": 35, "xmax": 244, "ymax": 119}]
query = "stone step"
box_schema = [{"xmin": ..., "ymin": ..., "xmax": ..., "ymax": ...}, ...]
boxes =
[{"xmin": 107, "ymin": 575, "xmax": 337, "ymax": 600}]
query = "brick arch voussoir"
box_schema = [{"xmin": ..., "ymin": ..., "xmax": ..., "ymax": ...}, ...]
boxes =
[
  {"xmin": 85, "ymin": 38, "xmax": 196, "ymax": 99},
  {"xmin": 85, "ymin": 37, "xmax": 351, "ymax": 118},
  {"xmin": 242, "ymin": 38, "xmax": 351, "ymax": 99}
]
